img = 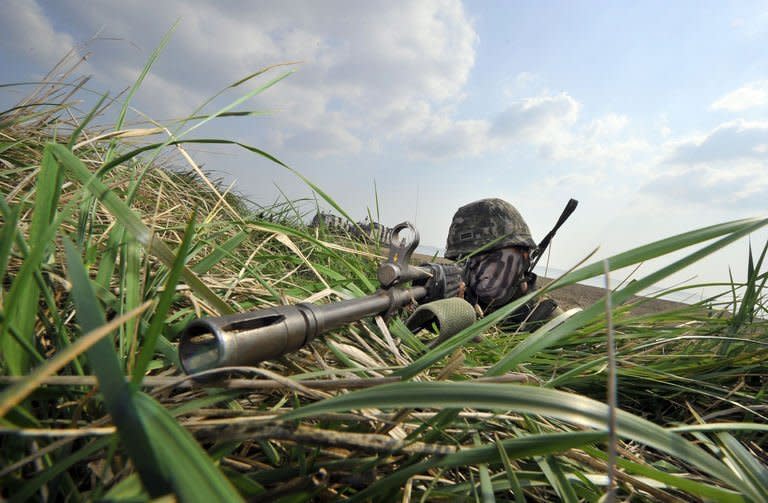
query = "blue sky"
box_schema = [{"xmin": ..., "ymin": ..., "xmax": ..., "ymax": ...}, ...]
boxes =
[{"xmin": 2, "ymin": 0, "xmax": 767, "ymax": 295}]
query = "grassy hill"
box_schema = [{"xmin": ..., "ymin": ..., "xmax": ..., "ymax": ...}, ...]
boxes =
[{"xmin": 1, "ymin": 62, "xmax": 767, "ymax": 502}]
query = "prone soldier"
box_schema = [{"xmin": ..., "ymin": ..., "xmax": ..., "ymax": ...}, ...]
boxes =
[{"xmin": 444, "ymin": 198, "xmax": 562, "ymax": 326}]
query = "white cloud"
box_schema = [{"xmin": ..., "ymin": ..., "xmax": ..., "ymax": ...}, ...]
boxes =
[
  {"xmin": 0, "ymin": 0, "xmax": 77, "ymax": 68},
  {"xmin": 665, "ymin": 120, "xmax": 768, "ymax": 164},
  {"xmin": 730, "ymin": 10, "xmax": 768, "ymax": 38},
  {"xmin": 489, "ymin": 96, "xmax": 650, "ymax": 167},
  {"xmin": 0, "ymin": 1, "xmax": 659, "ymax": 179},
  {"xmin": 565, "ymin": 137, "xmax": 652, "ymax": 167},
  {"xmin": 541, "ymin": 172, "xmax": 603, "ymax": 190},
  {"xmin": 405, "ymin": 90, "xmax": 652, "ymax": 168},
  {"xmin": 402, "ymin": 92, "xmax": 583, "ymax": 159},
  {"xmin": 710, "ymin": 81, "xmax": 768, "ymax": 112},
  {"xmin": 501, "ymin": 72, "xmax": 544, "ymax": 97},
  {"xmin": 585, "ymin": 114, "xmax": 628, "ymax": 139},
  {"xmin": 643, "ymin": 161, "xmax": 768, "ymax": 210},
  {"xmin": 490, "ymin": 93, "xmax": 580, "ymax": 141},
  {"xmin": 407, "ymin": 116, "xmax": 490, "ymax": 159},
  {"xmin": 642, "ymin": 120, "xmax": 768, "ymax": 210},
  {"xmin": 6, "ymin": 1, "xmax": 651, "ymax": 170},
  {"xmin": 281, "ymin": 126, "xmax": 363, "ymax": 158},
  {"xmin": 48, "ymin": 0, "xmax": 478, "ymax": 158}
]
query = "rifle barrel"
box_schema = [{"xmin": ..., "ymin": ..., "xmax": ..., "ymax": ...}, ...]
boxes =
[{"xmin": 179, "ymin": 286, "xmax": 428, "ymax": 374}]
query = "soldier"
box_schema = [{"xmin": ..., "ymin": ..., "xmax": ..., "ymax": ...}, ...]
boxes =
[{"xmin": 445, "ymin": 198, "xmax": 561, "ymax": 327}]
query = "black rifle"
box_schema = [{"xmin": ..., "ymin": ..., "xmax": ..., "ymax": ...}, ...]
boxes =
[
  {"xmin": 179, "ymin": 222, "xmax": 463, "ymax": 374},
  {"xmin": 522, "ymin": 198, "xmax": 578, "ymax": 290},
  {"xmin": 530, "ymin": 198, "xmax": 578, "ymax": 272}
]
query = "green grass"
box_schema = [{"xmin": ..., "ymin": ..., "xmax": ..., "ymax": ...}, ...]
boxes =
[{"xmin": 1, "ymin": 50, "xmax": 767, "ymax": 502}]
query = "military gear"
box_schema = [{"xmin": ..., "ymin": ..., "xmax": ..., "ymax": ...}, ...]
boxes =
[
  {"xmin": 463, "ymin": 298, "xmax": 560, "ymax": 337},
  {"xmin": 445, "ymin": 198, "xmax": 536, "ymax": 261},
  {"xmin": 465, "ymin": 247, "xmax": 530, "ymax": 312},
  {"xmin": 507, "ymin": 298, "xmax": 561, "ymax": 328},
  {"xmin": 405, "ymin": 297, "xmax": 477, "ymax": 347}
]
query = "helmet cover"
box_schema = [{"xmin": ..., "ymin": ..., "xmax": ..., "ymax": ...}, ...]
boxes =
[{"xmin": 445, "ymin": 198, "xmax": 536, "ymax": 260}]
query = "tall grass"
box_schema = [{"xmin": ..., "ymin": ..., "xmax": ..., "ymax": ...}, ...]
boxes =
[{"xmin": 1, "ymin": 51, "xmax": 767, "ymax": 502}]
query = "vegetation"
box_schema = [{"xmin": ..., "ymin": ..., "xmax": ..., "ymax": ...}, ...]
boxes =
[{"xmin": 1, "ymin": 51, "xmax": 767, "ymax": 502}]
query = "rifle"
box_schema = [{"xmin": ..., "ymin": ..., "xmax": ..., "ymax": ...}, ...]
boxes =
[
  {"xmin": 523, "ymin": 198, "xmax": 578, "ymax": 289},
  {"xmin": 178, "ymin": 200, "xmax": 578, "ymax": 374},
  {"xmin": 529, "ymin": 198, "xmax": 578, "ymax": 273},
  {"xmin": 179, "ymin": 222, "xmax": 465, "ymax": 374}
]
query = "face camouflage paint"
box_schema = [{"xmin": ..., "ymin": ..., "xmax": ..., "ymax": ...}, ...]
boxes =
[{"xmin": 465, "ymin": 247, "xmax": 529, "ymax": 312}]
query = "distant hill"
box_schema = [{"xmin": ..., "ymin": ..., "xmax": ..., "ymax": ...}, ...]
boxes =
[{"xmin": 537, "ymin": 277, "xmax": 690, "ymax": 316}]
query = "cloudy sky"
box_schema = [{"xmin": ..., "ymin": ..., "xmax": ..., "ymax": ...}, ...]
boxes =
[{"xmin": 2, "ymin": 0, "xmax": 767, "ymax": 295}]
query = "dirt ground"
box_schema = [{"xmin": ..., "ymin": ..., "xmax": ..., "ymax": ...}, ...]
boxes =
[
  {"xmin": 539, "ymin": 277, "xmax": 690, "ymax": 316},
  {"xmin": 408, "ymin": 252, "xmax": 690, "ymax": 315}
]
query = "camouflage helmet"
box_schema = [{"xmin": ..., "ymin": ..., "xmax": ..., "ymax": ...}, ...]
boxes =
[{"xmin": 445, "ymin": 198, "xmax": 536, "ymax": 260}]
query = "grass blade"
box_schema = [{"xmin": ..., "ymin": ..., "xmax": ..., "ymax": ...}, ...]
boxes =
[
  {"xmin": 537, "ymin": 455, "xmax": 579, "ymax": 503},
  {"xmin": 474, "ymin": 434, "xmax": 496, "ymax": 503},
  {"xmin": 486, "ymin": 217, "xmax": 768, "ymax": 376},
  {"xmin": 1, "ymin": 146, "xmax": 62, "ymax": 374},
  {"xmin": 0, "ymin": 300, "xmax": 152, "ymax": 417},
  {"xmin": 49, "ymin": 143, "xmax": 232, "ymax": 315},
  {"xmin": 494, "ymin": 435, "xmax": 526, "ymax": 503},
  {"xmin": 66, "ymin": 92, "xmax": 108, "ymax": 149},
  {"xmin": 581, "ymin": 445, "xmax": 745, "ymax": 501},
  {"xmin": 63, "ymin": 237, "xmax": 171, "ymax": 496},
  {"xmin": 191, "ymin": 230, "xmax": 248, "ymax": 274},
  {"xmin": 110, "ymin": 22, "xmax": 177, "ymax": 149},
  {"xmin": 0, "ymin": 189, "xmax": 79, "ymax": 371},
  {"xmin": 122, "ymin": 237, "xmax": 141, "ymax": 369},
  {"xmin": 345, "ymin": 431, "xmax": 605, "ymax": 502},
  {"xmin": 0, "ymin": 198, "xmax": 19, "ymax": 292},
  {"xmin": 133, "ymin": 392, "xmax": 244, "ymax": 502},
  {"xmin": 281, "ymin": 381, "xmax": 759, "ymax": 501},
  {"xmin": 715, "ymin": 432, "xmax": 768, "ymax": 500},
  {"xmin": 8, "ymin": 436, "xmax": 114, "ymax": 503},
  {"xmin": 132, "ymin": 211, "xmax": 197, "ymax": 383}
]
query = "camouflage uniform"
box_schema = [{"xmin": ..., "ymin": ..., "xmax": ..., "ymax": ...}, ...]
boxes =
[{"xmin": 445, "ymin": 198, "xmax": 561, "ymax": 327}]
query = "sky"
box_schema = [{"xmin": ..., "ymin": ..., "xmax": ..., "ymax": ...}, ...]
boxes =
[{"xmin": 2, "ymin": 0, "xmax": 767, "ymax": 298}]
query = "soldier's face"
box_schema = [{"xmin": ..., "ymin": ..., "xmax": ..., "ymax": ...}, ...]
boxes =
[{"xmin": 465, "ymin": 247, "xmax": 529, "ymax": 312}]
